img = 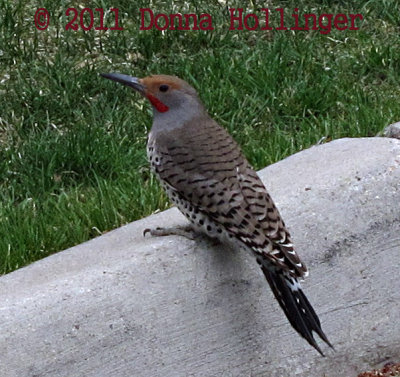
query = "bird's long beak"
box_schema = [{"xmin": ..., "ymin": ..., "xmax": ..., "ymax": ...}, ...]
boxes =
[{"xmin": 100, "ymin": 73, "xmax": 145, "ymax": 94}]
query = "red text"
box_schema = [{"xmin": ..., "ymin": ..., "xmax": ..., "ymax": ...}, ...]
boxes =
[
  {"xmin": 65, "ymin": 8, "xmax": 123, "ymax": 31},
  {"xmin": 140, "ymin": 8, "xmax": 214, "ymax": 31},
  {"xmin": 228, "ymin": 8, "xmax": 363, "ymax": 34}
]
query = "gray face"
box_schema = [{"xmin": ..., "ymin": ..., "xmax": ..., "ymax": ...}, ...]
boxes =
[
  {"xmin": 101, "ymin": 72, "xmax": 200, "ymax": 111},
  {"xmin": 154, "ymin": 87, "xmax": 195, "ymax": 110},
  {"xmin": 149, "ymin": 88, "xmax": 206, "ymax": 133},
  {"xmin": 101, "ymin": 73, "xmax": 205, "ymax": 128}
]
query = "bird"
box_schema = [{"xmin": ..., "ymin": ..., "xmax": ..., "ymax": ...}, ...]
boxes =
[{"xmin": 101, "ymin": 72, "xmax": 333, "ymax": 355}]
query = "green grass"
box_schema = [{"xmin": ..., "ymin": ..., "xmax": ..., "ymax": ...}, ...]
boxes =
[{"xmin": 1, "ymin": 0, "xmax": 400, "ymax": 274}]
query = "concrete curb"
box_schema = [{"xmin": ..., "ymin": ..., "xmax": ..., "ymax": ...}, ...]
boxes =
[{"xmin": 1, "ymin": 137, "xmax": 399, "ymax": 377}]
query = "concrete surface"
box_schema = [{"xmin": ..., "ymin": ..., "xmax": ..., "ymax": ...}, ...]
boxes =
[
  {"xmin": 0, "ymin": 137, "xmax": 400, "ymax": 377},
  {"xmin": 384, "ymin": 121, "xmax": 400, "ymax": 140}
]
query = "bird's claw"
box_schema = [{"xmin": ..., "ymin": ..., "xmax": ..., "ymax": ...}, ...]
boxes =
[
  {"xmin": 143, "ymin": 227, "xmax": 163, "ymax": 237},
  {"xmin": 143, "ymin": 225, "xmax": 198, "ymax": 240}
]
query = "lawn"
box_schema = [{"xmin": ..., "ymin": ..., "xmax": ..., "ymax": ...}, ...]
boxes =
[{"xmin": 0, "ymin": 0, "xmax": 399, "ymax": 274}]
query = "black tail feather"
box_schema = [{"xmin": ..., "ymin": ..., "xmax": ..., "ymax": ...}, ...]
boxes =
[{"xmin": 257, "ymin": 258, "xmax": 333, "ymax": 356}]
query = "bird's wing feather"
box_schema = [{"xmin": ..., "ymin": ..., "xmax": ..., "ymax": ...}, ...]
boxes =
[{"xmin": 150, "ymin": 117, "xmax": 307, "ymax": 277}]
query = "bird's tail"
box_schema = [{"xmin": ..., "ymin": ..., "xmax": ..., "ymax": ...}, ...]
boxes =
[{"xmin": 256, "ymin": 256, "xmax": 333, "ymax": 356}]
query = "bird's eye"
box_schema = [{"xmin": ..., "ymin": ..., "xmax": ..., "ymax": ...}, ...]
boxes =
[{"xmin": 159, "ymin": 84, "xmax": 169, "ymax": 92}]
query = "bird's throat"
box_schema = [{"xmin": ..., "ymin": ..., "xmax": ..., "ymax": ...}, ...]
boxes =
[{"xmin": 146, "ymin": 94, "xmax": 169, "ymax": 113}]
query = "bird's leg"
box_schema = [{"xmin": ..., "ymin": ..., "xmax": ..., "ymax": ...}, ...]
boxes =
[{"xmin": 143, "ymin": 224, "xmax": 199, "ymax": 240}]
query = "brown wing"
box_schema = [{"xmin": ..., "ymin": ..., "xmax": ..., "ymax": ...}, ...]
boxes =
[{"xmin": 149, "ymin": 115, "xmax": 307, "ymax": 277}]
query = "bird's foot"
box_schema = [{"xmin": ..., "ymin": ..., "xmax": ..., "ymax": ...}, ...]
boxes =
[{"xmin": 143, "ymin": 224, "xmax": 199, "ymax": 240}]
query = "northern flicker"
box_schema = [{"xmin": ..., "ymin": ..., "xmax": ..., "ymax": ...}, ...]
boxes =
[{"xmin": 101, "ymin": 72, "xmax": 333, "ymax": 355}]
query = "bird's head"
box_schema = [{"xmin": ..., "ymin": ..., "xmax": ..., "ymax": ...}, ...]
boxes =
[{"xmin": 101, "ymin": 73, "xmax": 199, "ymax": 114}]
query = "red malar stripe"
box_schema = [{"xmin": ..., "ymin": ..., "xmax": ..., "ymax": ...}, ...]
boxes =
[{"xmin": 146, "ymin": 94, "xmax": 169, "ymax": 113}]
